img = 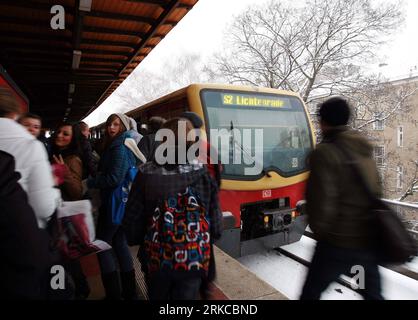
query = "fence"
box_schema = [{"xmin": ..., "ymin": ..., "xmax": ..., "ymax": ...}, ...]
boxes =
[{"xmin": 382, "ymin": 199, "xmax": 418, "ymax": 243}]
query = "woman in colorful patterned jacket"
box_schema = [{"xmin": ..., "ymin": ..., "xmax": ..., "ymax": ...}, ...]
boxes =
[{"xmin": 123, "ymin": 117, "xmax": 223, "ymax": 300}]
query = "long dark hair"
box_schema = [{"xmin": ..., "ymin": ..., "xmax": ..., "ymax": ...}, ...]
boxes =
[{"xmin": 49, "ymin": 122, "xmax": 83, "ymax": 160}]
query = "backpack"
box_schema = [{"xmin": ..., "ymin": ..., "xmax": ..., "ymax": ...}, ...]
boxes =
[
  {"xmin": 143, "ymin": 186, "xmax": 211, "ymax": 274},
  {"xmin": 110, "ymin": 138, "xmax": 145, "ymax": 225}
]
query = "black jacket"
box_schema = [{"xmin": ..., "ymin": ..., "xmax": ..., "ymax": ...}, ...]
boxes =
[
  {"xmin": 80, "ymin": 137, "xmax": 98, "ymax": 178},
  {"xmin": 306, "ymin": 127, "xmax": 382, "ymax": 249},
  {"xmin": 0, "ymin": 151, "xmax": 51, "ymax": 299}
]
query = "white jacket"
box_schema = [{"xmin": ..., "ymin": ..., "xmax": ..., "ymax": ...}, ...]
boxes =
[{"xmin": 0, "ymin": 118, "xmax": 61, "ymax": 228}]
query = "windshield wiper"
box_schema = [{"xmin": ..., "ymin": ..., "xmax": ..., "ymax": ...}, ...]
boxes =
[{"xmin": 229, "ymin": 121, "xmax": 271, "ymax": 178}]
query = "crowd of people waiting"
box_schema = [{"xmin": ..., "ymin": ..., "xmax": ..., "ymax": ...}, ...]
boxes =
[{"xmin": 0, "ymin": 86, "xmax": 222, "ymax": 300}]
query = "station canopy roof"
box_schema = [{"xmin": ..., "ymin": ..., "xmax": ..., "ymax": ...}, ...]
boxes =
[{"xmin": 0, "ymin": 0, "xmax": 198, "ymax": 128}]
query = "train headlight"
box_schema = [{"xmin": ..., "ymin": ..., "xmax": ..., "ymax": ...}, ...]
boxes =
[
  {"xmin": 296, "ymin": 200, "xmax": 306, "ymax": 216},
  {"xmin": 264, "ymin": 215, "xmax": 269, "ymax": 228}
]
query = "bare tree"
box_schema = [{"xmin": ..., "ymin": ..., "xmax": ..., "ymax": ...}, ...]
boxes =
[
  {"xmin": 342, "ymin": 77, "xmax": 418, "ymax": 200},
  {"xmin": 115, "ymin": 53, "xmax": 209, "ymax": 112},
  {"xmin": 346, "ymin": 77, "xmax": 418, "ymax": 133},
  {"xmin": 114, "ymin": 69, "xmax": 168, "ymax": 113},
  {"xmin": 399, "ymin": 161, "xmax": 418, "ymax": 201},
  {"xmin": 210, "ymin": 0, "xmax": 404, "ymax": 102},
  {"xmin": 165, "ymin": 53, "xmax": 209, "ymax": 88}
]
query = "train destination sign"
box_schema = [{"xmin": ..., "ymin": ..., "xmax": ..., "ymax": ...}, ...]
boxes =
[{"xmin": 221, "ymin": 93, "xmax": 286, "ymax": 108}]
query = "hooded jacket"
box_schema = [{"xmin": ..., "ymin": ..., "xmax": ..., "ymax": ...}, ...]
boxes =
[
  {"xmin": 87, "ymin": 131, "xmax": 139, "ymax": 208},
  {"xmin": 0, "ymin": 118, "xmax": 61, "ymax": 228},
  {"xmin": 115, "ymin": 113, "xmax": 142, "ymax": 146},
  {"xmin": 306, "ymin": 126, "xmax": 382, "ymax": 249}
]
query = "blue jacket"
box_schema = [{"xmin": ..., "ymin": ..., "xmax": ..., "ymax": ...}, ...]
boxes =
[{"xmin": 88, "ymin": 132, "xmax": 137, "ymax": 206}]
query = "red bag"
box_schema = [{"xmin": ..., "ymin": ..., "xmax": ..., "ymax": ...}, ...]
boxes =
[{"xmin": 50, "ymin": 200, "xmax": 111, "ymax": 260}]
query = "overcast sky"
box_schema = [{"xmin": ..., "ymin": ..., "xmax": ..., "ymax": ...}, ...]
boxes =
[{"xmin": 84, "ymin": 0, "xmax": 418, "ymax": 126}]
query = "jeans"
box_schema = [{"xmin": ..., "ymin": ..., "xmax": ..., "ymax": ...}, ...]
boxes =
[
  {"xmin": 147, "ymin": 271, "xmax": 202, "ymax": 300},
  {"xmin": 300, "ymin": 241, "xmax": 383, "ymax": 300},
  {"xmin": 96, "ymin": 207, "xmax": 133, "ymax": 275}
]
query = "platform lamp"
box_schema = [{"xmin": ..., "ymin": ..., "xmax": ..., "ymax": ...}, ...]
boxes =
[
  {"xmin": 79, "ymin": 0, "xmax": 92, "ymax": 12},
  {"xmin": 72, "ymin": 50, "xmax": 82, "ymax": 69}
]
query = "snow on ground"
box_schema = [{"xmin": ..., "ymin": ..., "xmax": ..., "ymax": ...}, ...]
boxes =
[
  {"xmin": 405, "ymin": 257, "xmax": 418, "ymax": 273},
  {"xmin": 238, "ymin": 236, "xmax": 418, "ymax": 300}
]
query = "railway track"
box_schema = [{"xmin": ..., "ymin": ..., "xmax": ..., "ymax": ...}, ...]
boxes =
[
  {"xmin": 300, "ymin": 230, "xmax": 418, "ymax": 282},
  {"xmin": 274, "ymin": 241, "xmax": 362, "ymax": 295}
]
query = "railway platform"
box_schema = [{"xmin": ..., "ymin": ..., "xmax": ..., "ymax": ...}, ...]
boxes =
[{"xmin": 80, "ymin": 245, "xmax": 288, "ymax": 301}]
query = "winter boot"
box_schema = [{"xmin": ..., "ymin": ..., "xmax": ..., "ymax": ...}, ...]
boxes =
[{"xmin": 101, "ymin": 271, "xmax": 122, "ymax": 300}]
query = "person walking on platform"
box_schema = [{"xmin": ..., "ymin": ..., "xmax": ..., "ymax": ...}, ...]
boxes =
[
  {"xmin": 0, "ymin": 87, "xmax": 60, "ymax": 229},
  {"xmin": 87, "ymin": 113, "xmax": 142, "ymax": 300},
  {"xmin": 123, "ymin": 118, "xmax": 223, "ymax": 300},
  {"xmin": 300, "ymin": 97, "xmax": 384, "ymax": 300}
]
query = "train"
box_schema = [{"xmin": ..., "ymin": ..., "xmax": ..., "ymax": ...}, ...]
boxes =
[
  {"xmin": 91, "ymin": 83, "xmax": 315, "ymax": 257},
  {"xmin": 0, "ymin": 65, "xmax": 29, "ymax": 114}
]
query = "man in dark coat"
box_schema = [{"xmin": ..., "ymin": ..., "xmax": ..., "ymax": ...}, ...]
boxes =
[
  {"xmin": 77, "ymin": 121, "xmax": 98, "ymax": 178},
  {"xmin": 0, "ymin": 150, "xmax": 50, "ymax": 299},
  {"xmin": 300, "ymin": 97, "xmax": 383, "ymax": 300}
]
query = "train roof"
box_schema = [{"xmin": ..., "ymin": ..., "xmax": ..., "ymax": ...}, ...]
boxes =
[
  {"xmin": 126, "ymin": 83, "xmax": 304, "ymax": 115},
  {"xmin": 91, "ymin": 83, "xmax": 305, "ymax": 129}
]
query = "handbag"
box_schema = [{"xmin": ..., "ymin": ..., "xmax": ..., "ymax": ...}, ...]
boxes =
[
  {"xmin": 111, "ymin": 165, "xmax": 138, "ymax": 225},
  {"xmin": 49, "ymin": 200, "xmax": 111, "ymax": 260},
  {"xmin": 334, "ymin": 144, "xmax": 417, "ymax": 264}
]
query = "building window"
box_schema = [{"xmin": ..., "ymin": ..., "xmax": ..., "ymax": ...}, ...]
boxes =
[
  {"xmin": 396, "ymin": 166, "xmax": 403, "ymax": 189},
  {"xmin": 373, "ymin": 146, "xmax": 385, "ymax": 167},
  {"xmin": 397, "ymin": 126, "xmax": 404, "ymax": 147},
  {"xmin": 373, "ymin": 113, "xmax": 384, "ymax": 130}
]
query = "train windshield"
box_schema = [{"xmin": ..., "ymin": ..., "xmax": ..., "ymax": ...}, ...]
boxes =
[{"xmin": 201, "ymin": 90, "xmax": 313, "ymax": 178}]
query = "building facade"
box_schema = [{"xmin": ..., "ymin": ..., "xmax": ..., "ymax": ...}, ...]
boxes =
[{"xmin": 368, "ymin": 76, "xmax": 418, "ymax": 207}]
